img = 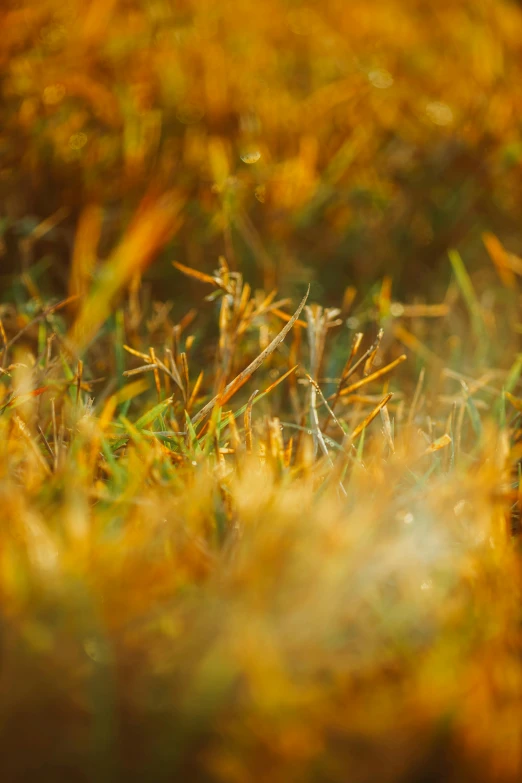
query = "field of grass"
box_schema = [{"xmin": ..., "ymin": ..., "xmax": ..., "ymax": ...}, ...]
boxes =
[{"xmin": 2, "ymin": 1, "xmax": 522, "ymax": 781}]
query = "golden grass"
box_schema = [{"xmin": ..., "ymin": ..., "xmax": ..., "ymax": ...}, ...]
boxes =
[
  {"xmin": 2, "ymin": 1, "xmax": 522, "ymax": 781},
  {"xmin": 1, "ymin": 242, "xmax": 522, "ymax": 781}
]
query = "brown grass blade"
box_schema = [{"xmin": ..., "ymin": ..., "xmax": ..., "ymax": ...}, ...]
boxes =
[
  {"xmin": 244, "ymin": 390, "xmax": 258, "ymax": 454},
  {"xmin": 123, "ymin": 364, "xmax": 158, "ymax": 377},
  {"xmin": 149, "ymin": 347, "xmax": 162, "ymax": 400},
  {"xmin": 29, "ymin": 206, "xmax": 70, "ymax": 242},
  {"xmin": 380, "ymin": 403, "xmax": 395, "ymax": 453},
  {"xmin": 75, "ymin": 359, "xmax": 83, "ymax": 407},
  {"xmin": 187, "ymin": 371, "xmax": 204, "ymax": 412},
  {"xmin": 5, "ymin": 386, "xmax": 48, "ymax": 410},
  {"xmin": 271, "ymin": 308, "xmax": 307, "ymax": 329},
  {"xmin": 338, "ymin": 355, "xmax": 407, "ymax": 397},
  {"xmin": 363, "ymin": 329, "xmax": 384, "ymax": 375},
  {"xmin": 350, "ymin": 392, "xmax": 393, "ymax": 441},
  {"xmin": 483, "ymin": 232, "xmax": 517, "ymax": 289},
  {"xmin": 70, "ymin": 191, "xmax": 183, "ymax": 349},
  {"xmin": 172, "ymin": 261, "xmax": 220, "ymax": 287},
  {"xmin": 0, "ymin": 319, "xmax": 7, "ymax": 351},
  {"xmin": 342, "ymin": 286, "xmax": 357, "ymax": 315},
  {"xmin": 123, "ymin": 345, "xmax": 151, "ymax": 362},
  {"xmin": 69, "ymin": 204, "xmax": 102, "ymax": 312},
  {"xmin": 393, "ymin": 324, "xmax": 439, "ymax": 364},
  {"xmin": 423, "ymin": 433, "xmax": 452, "ymax": 455},
  {"xmin": 263, "ymin": 365, "xmax": 299, "ymax": 395},
  {"xmin": 396, "ymin": 303, "xmax": 450, "ymax": 318},
  {"xmin": 505, "ymin": 391, "xmax": 522, "ymax": 413}
]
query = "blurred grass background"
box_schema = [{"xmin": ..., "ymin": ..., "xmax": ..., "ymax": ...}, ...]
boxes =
[{"xmin": 3, "ymin": 0, "xmax": 522, "ymax": 301}]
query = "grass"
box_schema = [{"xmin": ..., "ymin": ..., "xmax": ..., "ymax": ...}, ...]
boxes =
[
  {"xmin": 3, "ymin": 1, "xmax": 522, "ymax": 781},
  {"xmin": 1, "ymin": 247, "xmax": 522, "ymax": 782}
]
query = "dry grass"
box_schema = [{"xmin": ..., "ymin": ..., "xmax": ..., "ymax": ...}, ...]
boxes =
[
  {"xmin": 2, "ymin": 1, "xmax": 522, "ymax": 781},
  {"xmin": 1, "ymin": 246, "xmax": 522, "ymax": 782}
]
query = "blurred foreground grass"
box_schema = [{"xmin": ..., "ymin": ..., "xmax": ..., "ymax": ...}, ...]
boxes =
[
  {"xmin": 2, "ymin": 1, "xmax": 522, "ymax": 782},
  {"xmin": 1, "ymin": 251, "xmax": 522, "ymax": 782}
]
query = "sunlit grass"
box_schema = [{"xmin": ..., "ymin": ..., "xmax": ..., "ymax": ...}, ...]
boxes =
[
  {"xmin": 2, "ymin": 1, "xmax": 522, "ymax": 780},
  {"xmin": 1, "ymin": 236, "xmax": 522, "ymax": 780}
]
